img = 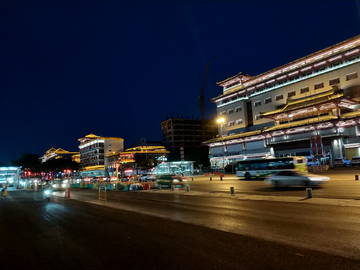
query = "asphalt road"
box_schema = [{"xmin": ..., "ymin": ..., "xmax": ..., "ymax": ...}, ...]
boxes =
[
  {"xmin": 1, "ymin": 188, "xmax": 360, "ymax": 269},
  {"xmin": 182, "ymin": 169, "xmax": 360, "ymax": 199}
]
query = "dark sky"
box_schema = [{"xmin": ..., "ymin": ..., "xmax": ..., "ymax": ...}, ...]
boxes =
[{"xmin": 1, "ymin": 1, "xmax": 360, "ymax": 165}]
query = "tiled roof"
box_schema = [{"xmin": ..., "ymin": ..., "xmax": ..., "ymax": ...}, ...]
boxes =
[
  {"xmin": 261, "ymin": 89, "xmax": 341, "ymax": 117},
  {"xmin": 203, "ymin": 130, "xmax": 261, "ymax": 144}
]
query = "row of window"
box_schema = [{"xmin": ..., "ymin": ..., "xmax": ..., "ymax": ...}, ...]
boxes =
[
  {"xmin": 221, "ymin": 119, "xmax": 243, "ymax": 128},
  {"xmin": 220, "ymin": 57, "xmax": 359, "ymax": 106},
  {"xmin": 220, "ymin": 72, "xmax": 358, "ymax": 112}
]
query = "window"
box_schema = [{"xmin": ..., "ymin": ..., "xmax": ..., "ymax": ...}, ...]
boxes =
[
  {"xmin": 235, "ymin": 106, "xmax": 242, "ymax": 112},
  {"xmin": 288, "ymin": 91, "xmax": 296, "ymax": 98},
  {"xmin": 255, "ymin": 114, "xmax": 261, "ymax": 120},
  {"xmin": 346, "ymin": 72, "xmax": 358, "ymax": 81},
  {"xmin": 228, "ymin": 121, "xmax": 234, "ymax": 126},
  {"xmin": 236, "ymin": 119, "xmax": 243, "ymax": 125},
  {"xmin": 329, "ymin": 60, "xmax": 342, "ymax": 68},
  {"xmin": 276, "ymin": 94, "xmax": 283, "ymax": 101},
  {"xmin": 329, "ymin": 78, "xmax": 340, "ymax": 85},
  {"xmin": 228, "ymin": 109, "xmax": 234, "ymax": 114},
  {"xmin": 314, "ymin": 82, "xmax": 324, "ymax": 90},
  {"xmin": 220, "ymin": 111, "xmax": 226, "ymax": 116},
  {"xmin": 300, "ymin": 87, "xmax": 309, "ymax": 94},
  {"xmin": 254, "ymin": 101, "xmax": 261, "ymax": 107},
  {"xmin": 264, "ymin": 97, "xmax": 272, "ymax": 104}
]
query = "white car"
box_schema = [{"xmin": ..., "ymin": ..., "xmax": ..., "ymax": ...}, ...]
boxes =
[
  {"xmin": 351, "ymin": 156, "xmax": 360, "ymax": 167},
  {"xmin": 139, "ymin": 173, "xmax": 156, "ymax": 181},
  {"xmin": 265, "ymin": 170, "xmax": 329, "ymax": 187},
  {"xmin": 333, "ymin": 158, "xmax": 351, "ymax": 167}
]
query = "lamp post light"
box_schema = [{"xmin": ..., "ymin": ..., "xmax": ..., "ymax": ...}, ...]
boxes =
[{"xmin": 217, "ymin": 118, "xmax": 225, "ymax": 169}]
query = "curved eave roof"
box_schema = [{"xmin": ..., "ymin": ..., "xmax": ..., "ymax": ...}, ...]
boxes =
[
  {"xmin": 203, "ymin": 130, "xmax": 261, "ymax": 144},
  {"xmin": 260, "ymin": 89, "xmax": 349, "ymax": 118},
  {"xmin": 263, "ymin": 115, "xmax": 338, "ymax": 132},
  {"xmin": 212, "ymin": 34, "xmax": 360, "ymax": 102}
]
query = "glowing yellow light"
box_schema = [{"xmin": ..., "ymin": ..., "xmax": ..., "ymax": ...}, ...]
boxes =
[{"xmin": 217, "ymin": 118, "xmax": 225, "ymax": 124}]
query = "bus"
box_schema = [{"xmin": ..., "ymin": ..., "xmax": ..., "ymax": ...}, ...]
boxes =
[{"xmin": 235, "ymin": 156, "xmax": 307, "ymax": 180}]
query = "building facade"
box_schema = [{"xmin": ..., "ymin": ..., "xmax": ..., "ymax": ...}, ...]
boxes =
[
  {"xmin": 107, "ymin": 145, "xmax": 170, "ymax": 178},
  {"xmin": 161, "ymin": 117, "xmax": 218, "ymax": 161},
  {"xmin": 78, "ymin": 133, "xmax": 124, "ymax": 178},
  {"xmin": 205, "ymin": 35, "xmax": 360, "ymax": 168}
]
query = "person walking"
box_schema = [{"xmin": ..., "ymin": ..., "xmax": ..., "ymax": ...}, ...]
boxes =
[{"xmin": 1, "ymin": 185, "xmax": 8, "ymax": 199}]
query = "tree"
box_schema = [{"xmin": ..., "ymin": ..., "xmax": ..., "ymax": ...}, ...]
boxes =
[
  {"xmin": 11, "ymin": 153, "xmax": 41, "ymax": 172},
  {"xmin": 41, "ymin": 158, "xmax": 80, "ymax": 174}
]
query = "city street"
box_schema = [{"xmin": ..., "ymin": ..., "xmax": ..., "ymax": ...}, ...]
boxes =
[
  {"xmin": 171, "ymin": 169, "xmax": 360, "ymax": 199},
  {"xmin": 1, "ymin": 169, "xmax": 360, "ymax": 269}
]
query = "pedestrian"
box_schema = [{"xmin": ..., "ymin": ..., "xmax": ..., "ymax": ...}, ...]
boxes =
[{"xmin": 1, "ymin": 185, "xmax": 8, "ymax": 199}]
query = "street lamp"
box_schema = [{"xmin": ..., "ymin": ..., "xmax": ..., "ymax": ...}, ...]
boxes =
[{"xmin": 217, "ymin": 118, "xmax": 225, "ymax": 169}]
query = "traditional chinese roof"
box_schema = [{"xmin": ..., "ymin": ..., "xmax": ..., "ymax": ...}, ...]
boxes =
[
  {"xmin": 122, "ymin": 145, "xmax": 169, "ymax": 154},
  {"xmin": 212, "ymin": 34, "xmax": 360, "ymax": 101},
  {"xmin": 260, "ymin": 88, "xmax": 357, "ymax": 120},
  {"xmin": 263, "ymin": 115, "xmax": 338, "ymax": 132},
  {"xmin": 203, "ymin": 130, "xmax": 261, "ymax": 144},
  {"xmin": 45, "ymin": 147, "xmax": 78, "ymax": 157}
]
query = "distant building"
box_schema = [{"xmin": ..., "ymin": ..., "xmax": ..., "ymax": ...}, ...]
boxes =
[
  {"xmin": 107, "ymin": 145, "xmax": 169, "ymax": 177},
  {"xmin": 40, "ymin": 147, "xmax": 79, "ymax": 163},
  {"xmin": 132, "ymin": 138, "xmax": 163, "ymax": 147},
  {"xmin": 205, "ymin": 34, "xmax": 360, "ymax": 168},
  {"xmin": 78, "ymin": 133, "xmax": 124, "ymax": 178},
  {"xmin": 161, "ymin": 117, "xmax": 218, "ymax": 162},
  {"xmin": 0, "ymin": 166, "xmax": 21, "ymax": 186}
]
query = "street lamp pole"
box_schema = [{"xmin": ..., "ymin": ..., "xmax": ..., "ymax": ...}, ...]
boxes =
[{"xmin": 217, "ymin": 118, "xmax": 225, "ymax": 169}]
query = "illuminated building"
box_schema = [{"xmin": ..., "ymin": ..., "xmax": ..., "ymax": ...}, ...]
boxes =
[
  {"xmin": 0, "ymin": 166, "xmax": 21, "ymax": 186},
  {"xmin": 78, "ymin": 133, "xmax": 124, "ymax": 178},
  {"xmin": 107, "ymin": 145, "xmax": 170, "ymax": 177},
  {"xmin": 205, "ymin": 35, "xmax": 360, "ymax": 168},
  {"xmin": 40, "ymin": 147, "xmax": 79, "ymax": 163}
]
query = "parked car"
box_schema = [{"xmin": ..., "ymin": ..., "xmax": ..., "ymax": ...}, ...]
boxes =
[
  {"xmin": 333, "ymin": 158, "xmax": 351, "ymax": 167},
  {"xmin": 307, "ymin": 156, "xmax": 319, "ymax": 166},
  {"xmin": 264, "ymin": 170, "xmax": 329, "ymax": 187},
  {"xmin": 351, "ymin": 156, "xmax": 360, "ymax": 166}
]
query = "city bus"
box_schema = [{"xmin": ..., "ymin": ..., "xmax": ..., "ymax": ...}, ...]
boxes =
[{"xmin": 235, "ymin": 156, "xmax": 307, "ymax": 180}]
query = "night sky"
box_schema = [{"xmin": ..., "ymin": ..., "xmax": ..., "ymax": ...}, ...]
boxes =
[{"xmin": 1, "ymin": 1, "xmax": 360, "ymax": 165}]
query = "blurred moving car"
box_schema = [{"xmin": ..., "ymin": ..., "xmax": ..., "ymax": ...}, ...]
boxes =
[
  {"xmin": 139, "ymin": 173, "xmax": 156, "ymax": 181},
  {"xmin": 264, "ymin": 170, "xmax": 329, "ymax": 187},
  {"xmin": 333, "ymin": 158, "xmax": 351, "ymax": 167},
  {"xmin": 156, "ymin": 174, "xmax": 187, "ymax": 187},
  {"xmin": 351, "ymin": 156, "xmax": 360, "ymax": 166}
]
